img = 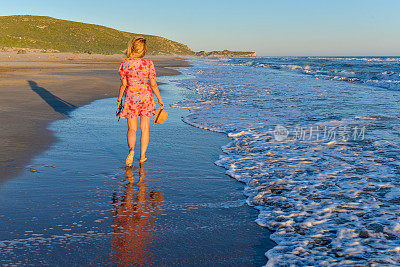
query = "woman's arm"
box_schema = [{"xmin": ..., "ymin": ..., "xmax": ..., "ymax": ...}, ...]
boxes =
[
  {"xmin": 150, "ymin": 78, "xmax": 164, "ymax": 107},
  {"xmin": 117, "ymin": 77, "xmax": 127, "ymax": 108}
]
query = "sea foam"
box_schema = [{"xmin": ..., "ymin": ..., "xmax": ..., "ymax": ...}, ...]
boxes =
[{"xmin": 173, "ymin": 57, "xmax": 400, "ymax": 266}]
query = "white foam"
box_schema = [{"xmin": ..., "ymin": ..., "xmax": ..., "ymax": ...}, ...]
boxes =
[{"xmin": 173, "ymin": 57, "xmax": 400, "ymax": 266}]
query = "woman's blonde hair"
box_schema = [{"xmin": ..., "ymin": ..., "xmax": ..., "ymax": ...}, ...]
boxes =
[{"xmin": 126, "ymin": 36, "xmax": 147, "ymax": 59}]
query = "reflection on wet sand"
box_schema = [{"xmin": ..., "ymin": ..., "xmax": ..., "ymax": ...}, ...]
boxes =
[{"xmin": 109, "ymin": 165, "xmax": 163, "ymax": 265}]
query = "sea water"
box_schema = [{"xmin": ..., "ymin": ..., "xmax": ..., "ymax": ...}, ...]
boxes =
[{"xmin": 173, "ymin": 57, "xmax": 400, "ymax": 266}]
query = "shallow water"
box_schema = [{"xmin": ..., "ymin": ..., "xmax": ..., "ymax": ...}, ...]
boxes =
[
  {"xmin": 173, "ymin": 57, "xmax": 400, "ymax": 266},
  {"xmin": 0, "ymin": 74, "xmax": 273, "ymax": 265}
]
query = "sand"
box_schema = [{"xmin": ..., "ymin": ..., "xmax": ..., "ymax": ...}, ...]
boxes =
[
  {"xmin": 0, "ymin": 52, "xmax": 190, "ymax": 182},
  {"xmin": 0, "ymin": 57, "xmax": 274, "ymax": 265}
]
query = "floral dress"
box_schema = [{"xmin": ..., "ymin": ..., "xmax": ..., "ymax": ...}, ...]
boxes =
[{"xmin": 118, "ymin": 58, "xmax": 157, "ymax": 118}]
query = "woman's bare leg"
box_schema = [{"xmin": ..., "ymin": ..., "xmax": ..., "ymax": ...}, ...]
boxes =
[
  {"xmin": 127, "ymin": 117, "xmax": 137, "ymax": 150},
  {"xmin": 140, "ymin": 116, "xmax": 150, "ymax": 162}
]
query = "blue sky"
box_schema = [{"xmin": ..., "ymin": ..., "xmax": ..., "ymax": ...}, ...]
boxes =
[{"xmin": 1, "ymin": 0, "xmax": 399, "ymax": 56}]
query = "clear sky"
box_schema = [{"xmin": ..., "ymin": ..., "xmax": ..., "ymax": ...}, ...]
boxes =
[{"xmin": 1, "ymin": 0, "xmax": 399, "ymax": 56}]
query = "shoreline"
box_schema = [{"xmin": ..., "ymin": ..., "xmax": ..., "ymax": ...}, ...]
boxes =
[
  {"xmin": 0, "ymin": 60, "xmax": 274, "ymax": 265},
  {"xmin": 0, "ymin": 52, "xmax": 191, "ymax": 182}
]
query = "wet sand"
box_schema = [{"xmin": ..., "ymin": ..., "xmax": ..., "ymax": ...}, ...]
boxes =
[
  {"xmin": 0, "ymin": 52, "xmax": 189, "ymax": 182},
  {"xmin": 0, "ymin": 70, "xmax": 274, "ymax": 265}
]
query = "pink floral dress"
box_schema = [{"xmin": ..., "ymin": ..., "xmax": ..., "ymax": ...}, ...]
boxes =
[{"xmin": 118, "ymin": 58, "xmax": 157, "ymax": 118}]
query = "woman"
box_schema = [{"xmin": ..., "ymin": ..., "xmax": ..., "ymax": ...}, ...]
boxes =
[{"xmin": 117, "ymin": 37, "xmax": 164, "ymax": 166}]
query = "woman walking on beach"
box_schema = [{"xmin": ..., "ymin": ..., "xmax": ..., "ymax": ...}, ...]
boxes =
[{"xmin": 117, "ymin": 37, "xmax": 164, "ymax": 166}]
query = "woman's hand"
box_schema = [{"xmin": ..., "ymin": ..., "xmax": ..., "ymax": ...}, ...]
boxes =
[
  {"xmin": 117, "ymin": 99, "xmax": 122, "ymax": 109},
  {"xmin": 158, "ymin": 99, "xmax": 164, "ymax": 107}
]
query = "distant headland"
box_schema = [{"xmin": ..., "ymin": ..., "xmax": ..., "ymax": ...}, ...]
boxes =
[
  {"xmin": 195, "ymin": 50, "xmax": 256, "ymax": 57},
  {"xmin": 0, "ymin": 15, "xmax": 256, "ymax": 57}
]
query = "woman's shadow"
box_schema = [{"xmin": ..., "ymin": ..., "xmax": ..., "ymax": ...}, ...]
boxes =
[{"xmin": 28, "ymin": 80, "xmax": 77, "ymax": 116}]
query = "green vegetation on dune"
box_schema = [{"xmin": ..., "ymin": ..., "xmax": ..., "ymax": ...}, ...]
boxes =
[{"xmin": 0, "ymin": 15, "xmax": 195, "ymax": 55}]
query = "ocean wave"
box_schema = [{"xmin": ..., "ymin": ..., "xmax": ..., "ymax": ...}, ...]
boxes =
[
  {"xmin": 174, "ymin": 58, "xmax": 400, "ymax": 266},
  {"xmin": 310, "ymin": 57, "xmax": 400, "ymax": 63},
  {"xmin": 225, "ymin": 56, "xmax": 400, "ymax": 91}
]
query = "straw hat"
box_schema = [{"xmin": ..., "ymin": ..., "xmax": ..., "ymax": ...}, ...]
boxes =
[{"xmin": 153, "ymin": 106, "xmax": 168, "ymax": 126}]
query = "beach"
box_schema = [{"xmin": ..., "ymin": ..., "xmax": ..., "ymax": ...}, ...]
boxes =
[
  {"xmin": 0, "ymin": 52, "xmax": 189, "ymax": 182},
  {"xmin": 2, "ymin": 53, "xmax": 400, "ymax": 265},
  {"xmin": 0, "ymin": 53, "xmax": 274, "ymax": 265},
  {"xmin": 1, "ymin": 1, "xmax": 398, "ymax": 265}
]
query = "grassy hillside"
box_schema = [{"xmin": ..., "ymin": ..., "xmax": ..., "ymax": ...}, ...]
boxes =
[{"xmin": 0, "ymin": 15, "xmax": 195, "ymax": 55}]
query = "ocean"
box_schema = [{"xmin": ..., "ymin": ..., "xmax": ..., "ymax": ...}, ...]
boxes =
[{"xmin": 173, "ymin": 56, "xmax": 400, "ymax": 266}]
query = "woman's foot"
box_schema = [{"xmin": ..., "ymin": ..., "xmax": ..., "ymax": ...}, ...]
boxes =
[
  {"xmin": 139, "ymin": 157, "xmax": 147, "ymax": 164},
  {"xmin": 126, "ymin": 149, "xmax": 135, "ymax": 166}
]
